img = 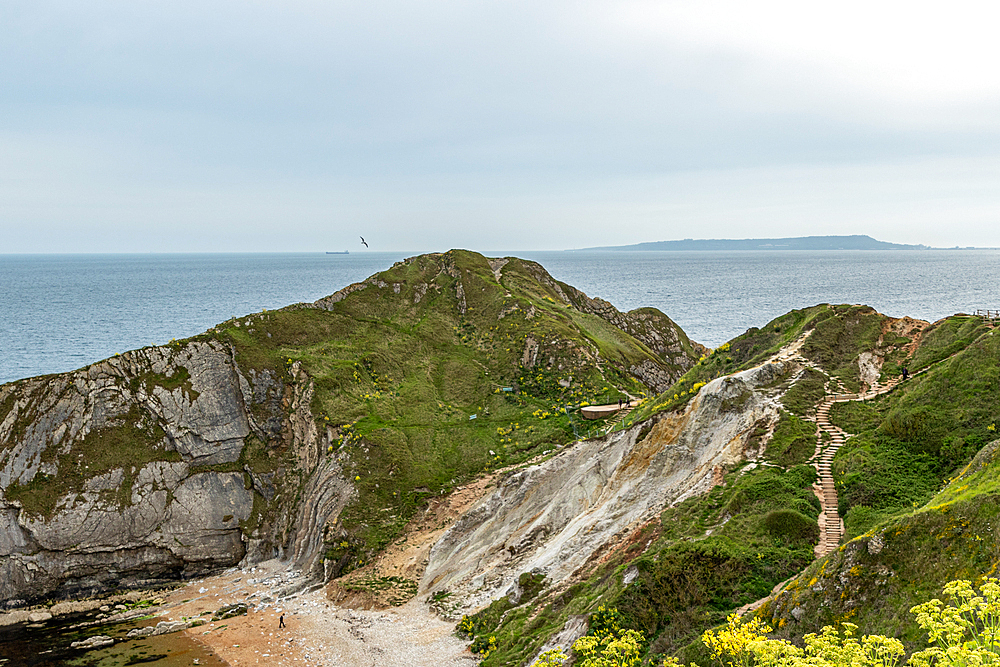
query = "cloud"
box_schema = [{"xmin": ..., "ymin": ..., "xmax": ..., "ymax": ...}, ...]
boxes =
[{"xmin": 2, "ymin": 1, "xmax": 999, "ymax": 251}]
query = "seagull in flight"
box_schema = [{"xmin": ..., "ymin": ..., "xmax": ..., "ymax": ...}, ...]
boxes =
[{"xmin": 360, "ymin": 236, "xmax": 369, "ymax": 248}]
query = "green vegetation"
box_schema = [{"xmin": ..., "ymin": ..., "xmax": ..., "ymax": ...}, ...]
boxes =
[
  {"xmin": 878, "ymin": 334, "xmax": 916, "ymax": 383},
  {"xmin": 632, "ymin": 304, "xmax": 892, "ymax": 424},
  {"xmin": 800, "ymin": 306, "xmax": 883, "ymax": 391},
  {"xmin": 13, "ymin": 248, "xmax": 1000, "ymax": 667},
  {"xmin": 458, "ymin": 312, "xmax": 1000, "ymax": 666},
  {"xmin": 828, "ymin": 322, "xmax": 999, "ymax": 538},
  {"xmin": 341, "ymin": 575, "xmax": 418, "ymax": 606},
  {"xmin": 203, "ymin": 250, "xmax": 697, "ymax": 572},
  {"xmin": 907, "ymin": 316, "xmax": 989, "ymax": 372},
  {"xmin": 757, "ymin": 434, "xmax": 1000, "ymax": 648},
  {"xmin": 129, "ymin": 365, "xmax": 198, "ymax": 401},
  {"xmin": 699, "ymin": 578, "xmax": 1000, "ymax": 667},
  {"xmin": 781, "ymin": 369, "xmax": 827, "ymax": 416},
  {"xmin": 0, "ymin": 386, "xmax": 19, "ymax": 442},
  {"xmin": 766, "ymin": 412, "xmax": 817, "ymax": 466},
  {"xmin": 5, "ymin": 405, "xmax": 179, "ymax": 518},
  {"xmin": 461, "ymin": 464, "xmax": 820, "ymax": 666},
  {"xmin": 532, "ymin": 576, "xmax": 1000, "ymax": 667}
]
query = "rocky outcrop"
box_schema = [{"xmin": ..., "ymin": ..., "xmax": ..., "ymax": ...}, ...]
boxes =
[
  {"xmin": 628, "ymin": 359, "xmax": 676, "ymax": 393},
  {"xmin": 513, "ymin": 256, "xmax": 701, "ymax": 374},
  {"xmin": 421, "ymin": 359, "xmax": 789, "ymax": 613},
  {"xmin": 0, "ymin": 339, "xmax": 352, "ymax": 607},
  {"xmin": 558, "ymin": 282, "xmax": 705, "ymax": 371}
]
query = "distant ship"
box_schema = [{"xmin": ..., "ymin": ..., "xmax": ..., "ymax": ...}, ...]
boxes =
[{"xmin": 326, "ymin": 251, "xmax": 349, "ymax": 255}]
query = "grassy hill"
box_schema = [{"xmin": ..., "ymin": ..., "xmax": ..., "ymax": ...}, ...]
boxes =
[
  {"xmin": 456, "ymin": 307, "xmax": 1000, "ymax": 666},
  {"xmin": 757, "ymin": 321, "xmax": 1000, "ymax": 647},
  {"xmin": 0, "ymin": 250, "xmax": 702, "ymax": 607},
  {"xmin": 456, "ymin": 304, "xmax": 894, "ymax": 665},
  {"xmin": 194, "ymin": 250, "xmax": 699, "ymax": 572},
  {"xmin": 5, "ymin": 250, "xmax": 997, "ymax": 666},
  {"xmin": 760, "ymin": 434, "xmax": 1000, "ymax": 650}
]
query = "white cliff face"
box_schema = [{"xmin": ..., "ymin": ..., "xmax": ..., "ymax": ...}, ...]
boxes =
[
  {"xmin": 0, "ymin": 341, "xmax": 354, "ymax": 607},
  {"xmin": 0, "ymin": 342, "xmax": 250, "ymax": 492},
  {"xmin": 421, "ymin": 360, "xmax": 789, "ymax": 613}
]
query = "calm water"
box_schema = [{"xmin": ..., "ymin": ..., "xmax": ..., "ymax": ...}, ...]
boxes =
[
  {"xmin": 2, "ymin": 250, "xmax": 999, "ymax": 384},
  {"xmin": 0, "ymin": 609, "xmax": 225, "ymax": 667}
]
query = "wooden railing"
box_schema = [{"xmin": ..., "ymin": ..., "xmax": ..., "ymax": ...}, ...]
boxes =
[{"xmin": 975, "ymin": 309, "xmax": 1000, "ymax": 320}]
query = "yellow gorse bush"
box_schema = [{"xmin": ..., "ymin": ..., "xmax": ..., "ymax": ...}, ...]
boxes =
[
  {"xmin": 909, "ymin": 578, "xmax": 1000, "ymax": 667},
  {"xmin": 532, "ymin": 649, "xmax": 569, "ymax": 667},
  {"xmin": 573, "ymin": 629, "xmax": 645, "ymax": 667},
  {"xmin": 701, "ymin": 579, "xmax": 1000, "ymax": 667},
  {"xmin": 702, "ymin": 614, "xmax": 774, "ymax": 667},
  {"xmin": 529, "ymin": 579, "xmax": 1000, "ymax": 667},
  {"xmin": 702, "ymin": 613, "xmax": 906, "ymax": 667}
]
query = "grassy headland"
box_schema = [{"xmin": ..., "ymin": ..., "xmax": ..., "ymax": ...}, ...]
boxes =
[{"xmin": 209, "ymin": 250, "xmax": 700, "ymax": 572}]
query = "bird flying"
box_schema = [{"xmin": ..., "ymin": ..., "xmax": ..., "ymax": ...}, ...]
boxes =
[{"xmin": 360, "ymin": 236, "xmax": 369, "ymax": 248}]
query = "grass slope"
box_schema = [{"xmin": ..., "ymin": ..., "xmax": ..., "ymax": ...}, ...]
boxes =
[
  {"xmin": 0, "ymin": 250, "xmax": 698, "ymax": 604},
  {"xmin": 461, "ymin": 463, "xmax": 820, "ymax": 666},
  {"xmin": 760, "ymin": 437, "xmax": 1000, "ymax": 650},
  {"xmin": 830, "ymin": 320, "xmax": 999, "ymax": 538},
  {"xmin": 458, "ymin": 311, "xmax": 997, "ymax": 666},
  {"xmin": 744, "ymin": 322, "xmax": 1000, "ymax": 650},
  {"xmin": 629, "ymin": 304, "xmax": 899, "ymax": 426},
  {"xmin": 210, "ymin": 250, "xmax": 698, "ymax": 572}
]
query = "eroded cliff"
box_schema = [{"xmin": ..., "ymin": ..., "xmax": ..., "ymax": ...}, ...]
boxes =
[
  {"xmin": 0, "ymin": 339, "xmax": 353, "ymax": 607},
  {"xmin": 421, "ymin": 359, "xmax": 790, "ymax": 613}
]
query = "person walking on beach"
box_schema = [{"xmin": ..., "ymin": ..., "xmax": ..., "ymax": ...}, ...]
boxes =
[{"xmin": 279, "ymin": 614, "xmax": 285, "ymax": 628}]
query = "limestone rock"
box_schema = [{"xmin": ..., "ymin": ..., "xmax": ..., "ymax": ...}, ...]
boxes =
[
  {"xmin": 531, "ymin": 615, "xmax": 589, "ymax": 664},
  {"xmin": 71, "ymin": 635, "xmax": 115, "ymax": 649},
  {"xmin": 213, "ymin": 602, "xmax": 248, "ymax": 620},
  {"xmin": 0, "ymin": 337, "xmax": 352, "ymax": 608},
  {"xmin": 422, "ymin": 360, "xmax": 787, "ymax": 612}
]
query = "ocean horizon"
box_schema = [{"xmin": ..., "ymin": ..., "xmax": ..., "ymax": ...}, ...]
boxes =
[{"xmin": 3, "ymin": 249, "xmax": 999, "ymax": 384}]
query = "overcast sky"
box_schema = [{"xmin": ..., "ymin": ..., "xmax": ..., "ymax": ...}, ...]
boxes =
[{"xmin": 3, "ymin": 1, "xmax": 999, "ymax": 252}]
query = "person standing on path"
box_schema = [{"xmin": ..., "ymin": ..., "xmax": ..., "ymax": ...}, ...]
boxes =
[{"xmin": 279, "ymin": 614, "xmax": 285, "ymax": 628}]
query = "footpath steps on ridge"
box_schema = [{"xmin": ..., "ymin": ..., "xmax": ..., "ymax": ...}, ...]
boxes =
[
  {"xmin": 738, "ymin": 343, "xmax": 972, "ymax": 615},
  {"xmin": 604, "ymin": 401, "xmax": 638, "ymax": 435},
  {"xmin": 810, "ymin": 376, "xmax": 901, "ymax": 557}
]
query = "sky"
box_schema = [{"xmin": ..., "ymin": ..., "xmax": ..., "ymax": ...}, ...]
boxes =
[{"xmin": 2, "ymin": 1, "xmax": 999, "ymax": 253}]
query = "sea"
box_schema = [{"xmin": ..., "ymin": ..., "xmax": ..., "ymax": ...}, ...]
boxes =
[{"xmin": 2, "ymin": 249, "xmax": 999, "ymax": 385}]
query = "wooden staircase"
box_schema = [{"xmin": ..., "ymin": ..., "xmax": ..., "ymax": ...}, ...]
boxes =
[
  {"xmin": 604, "ymin": 401, "xmax": 638, "ymax": 435},
  {"xmin": 810, "ymin": 377, "xmax": 900, "ymax": 556}
]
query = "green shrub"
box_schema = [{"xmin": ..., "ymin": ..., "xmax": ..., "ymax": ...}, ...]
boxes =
[
  {"xmin": 766, "ymin": 412, "xmax": 817, "ymax": 466},
  {"xmin": 761, "ymin": 509, "xmax": 819, "ymax": 543}
]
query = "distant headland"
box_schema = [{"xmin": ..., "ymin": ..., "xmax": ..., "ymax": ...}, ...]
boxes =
[{"xmin": 573, "ymin": 234, "xmax": 930, "ymax": 251}]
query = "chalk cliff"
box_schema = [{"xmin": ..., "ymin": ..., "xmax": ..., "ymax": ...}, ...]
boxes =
[
  {"xmin": 421, "ymin": 359, "xmax": 788, "ymax": 613},
  {"xmin": 0, "ymin": 340, "xmax": 353, "ymax": 606}
]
